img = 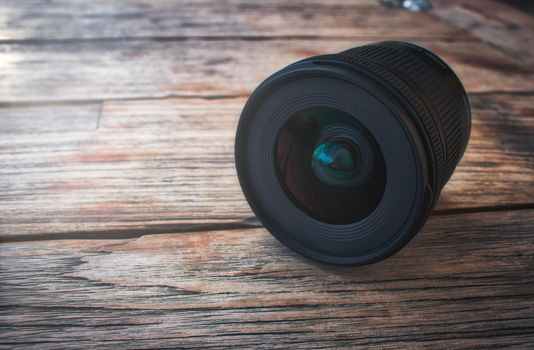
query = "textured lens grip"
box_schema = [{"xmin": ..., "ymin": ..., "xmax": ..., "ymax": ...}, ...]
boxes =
[{"xmin": 299, "ymin": 42, "xmax": 470, "ymax": 195}]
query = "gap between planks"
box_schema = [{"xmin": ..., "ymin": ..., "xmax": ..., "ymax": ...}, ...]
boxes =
[
  {"xmin": 0, "ymin": 34, "xmax": 477, "ymax": 47},
  {"xmin": 1, "ymin": 203, "xmax": 534, "ymax": 244},
  {"xmin": 0, "ymin": 90, "xmax": 533, "ymax": 108}
]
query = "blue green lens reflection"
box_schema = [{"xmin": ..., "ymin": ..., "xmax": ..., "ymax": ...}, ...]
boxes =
[{"xmin": 312, "ymin": 143, "xmax": 356, "ymax": 184}]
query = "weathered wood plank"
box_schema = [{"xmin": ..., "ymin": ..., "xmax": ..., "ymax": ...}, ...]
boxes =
[
  {"xmin": 0, "ymin": 102, "xmax": 100, "ymax": 133},
  {"xmin": 0, "ymin": 39, "xmax": 532, "ymax": 103},
  {"xmin": 0, "ymin": 0, "xmax": 465, "ymax": 41},
  {"xmin": 0, "ymin": 1, "xmax": 532, "ymax": 347},
  {"xmin": 1, "ymin": 209, "xmax": 533, "ymax": 348},
  {"xmin": 1, "ymin": 93, "xmax": 532, "ymax": 241},
  {"xmin": 431, "ymin": 0, "xmax": 534, "ymax": 63},
  {"xmin": 440, "ymin": 92, "xmax": 534, "ymax": 208}
]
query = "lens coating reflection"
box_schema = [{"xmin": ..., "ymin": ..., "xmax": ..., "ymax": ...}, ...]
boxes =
[
  {"xmin": 276, "ymin": 107, "xmax": 386, "ymax": 224},
  {"xmin": 312, "ymin": 142, "xmax": 356, "ymax": 184}
]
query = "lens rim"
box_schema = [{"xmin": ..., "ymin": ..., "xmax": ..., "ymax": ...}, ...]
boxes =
[{"xmin": 235, "ymin": 62, "xmax": 431, "ymax": 265}]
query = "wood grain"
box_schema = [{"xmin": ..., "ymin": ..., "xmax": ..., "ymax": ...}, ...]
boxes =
[
  {"xmin": 1, "ymin": 209, "xmax": 533, "ymax": 348},
  {"xmin": 1, "ymin": 0, "xmax": 534, "ymax": 347},
  {"xmin": 432, "ymin": 0, "xmax": 534, "ymax": 63},
  {"xmin": 1, "ymin": 93, "xmax": 533, "ymax": 241},
  {"xmin": 0, "ymin": 39, "xmax": 533, "ymax": 103},
  {"xmin": 0, "ymin": 0, "xmax": 465, "ymax": 41},
  {"xmin": 0, "ymin": 102, "xmax": 100, "ymax": 133}
]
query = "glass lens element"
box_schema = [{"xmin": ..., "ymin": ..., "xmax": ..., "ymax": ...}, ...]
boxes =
[
  {"xmin": 275, "ymin": 107, "xmax": 386, "ymax": 224},
  {"xmin": 312, "ymin": 142, "xmax": 356, "ymax": 184}
]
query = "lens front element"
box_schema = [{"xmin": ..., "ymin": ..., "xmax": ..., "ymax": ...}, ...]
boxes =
[
  {"xmin": 275, "ymin": 107, "xmax": 386, "ymax": 225},
  {"xmin": 312, "ymin": 142, "xmax": 357, "ymax": 185}
]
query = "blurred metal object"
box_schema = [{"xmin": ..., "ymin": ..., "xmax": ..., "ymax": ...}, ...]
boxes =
[{"xmin": 378, "ymin": 0, "xmax": 432, "ymax": 11}]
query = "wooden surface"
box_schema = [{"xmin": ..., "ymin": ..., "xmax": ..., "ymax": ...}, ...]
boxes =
[{"xmin": 0, "ymin": 0, "xmax": 533, "ymax": 348}]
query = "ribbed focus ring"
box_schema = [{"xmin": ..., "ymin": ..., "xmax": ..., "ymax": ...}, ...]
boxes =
[
  {"xmin": 298, "ymin": 42, "xmax": 470, "ymax": 193},
  {"xmin": 299, "ymin": 51, "xmax": 446, "ymax": 191},
  {"xmin": 344, "ymin": 43, "xmax": 467, "ymax": 184}
]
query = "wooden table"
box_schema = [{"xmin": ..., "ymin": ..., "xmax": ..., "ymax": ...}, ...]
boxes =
[{"xmin": 1, "ymin": 0, "xmax": 533, "ymax": 348}]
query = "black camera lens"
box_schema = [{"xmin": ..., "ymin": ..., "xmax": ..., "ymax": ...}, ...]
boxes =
[{"xmin": 235, "ymin": 41, "xmax": 471, "ymax": 265}]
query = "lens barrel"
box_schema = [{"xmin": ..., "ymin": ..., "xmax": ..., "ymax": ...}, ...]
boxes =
[{"xmin": 235, "ymin": 41, "xmax": 471, "ymax": 265}]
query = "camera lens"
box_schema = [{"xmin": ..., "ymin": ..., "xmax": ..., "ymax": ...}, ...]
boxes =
[{"xmin": 235, "ymin": 41, "xmax": 471, "ymax": 265}]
